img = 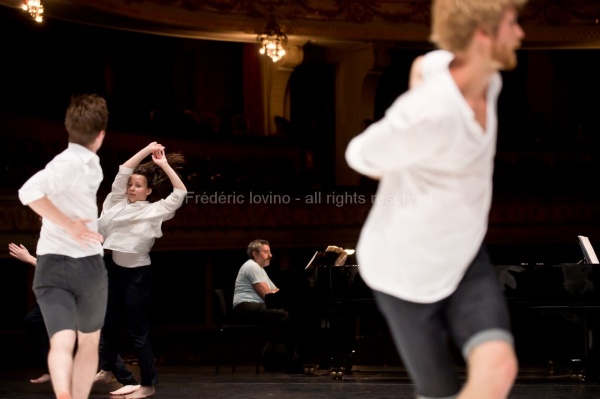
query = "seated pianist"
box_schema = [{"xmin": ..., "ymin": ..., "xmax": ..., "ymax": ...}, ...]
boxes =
[
  {"xmin": 232, "ymin": 239, "xmax": 304, "ymax": 372},
  {"xmin": 232, "ymin": 239, "xmax": 289, "ymax": 325}
]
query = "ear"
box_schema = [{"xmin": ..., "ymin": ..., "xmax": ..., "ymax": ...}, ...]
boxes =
[
  {"xmin": 408, "ymin": 55, "xmax": 424, "ymax": 89},
  {"xmin": 474, "ymin": 26, "xmax": 493, "ymax": 41},
  {"xmin": 96, "ymin": 130, "xmax": 106, "ymax": 143},
  {"xmin": 146, "ymin": 187, "xmax": 152, "ymax": 196},
  {"xmin": 91, "ymin": 130, "xmax": 106, "ymax": 152},
  {"xmin": 472, "ymin": 27, "xmax": 493, "ymax": 54}
]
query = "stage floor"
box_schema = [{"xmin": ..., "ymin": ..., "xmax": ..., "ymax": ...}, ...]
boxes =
[{"xmin": 2, "ymin": 364, "xmax": 600, "ymax": 399}]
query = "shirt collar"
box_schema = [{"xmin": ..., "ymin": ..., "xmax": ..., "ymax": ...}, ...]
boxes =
[
  {"xmin": 127, "ymin": 200, "xmax": 150, "ymax": 207},
  {"xmin": 68, "ymin": 142, "xmax": 99, "ymax": 164}
]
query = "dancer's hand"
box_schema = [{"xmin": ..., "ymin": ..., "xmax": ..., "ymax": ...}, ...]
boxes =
[
  {"xmin": 8, "ymin": 243, "xmax": 37, "ymax": 266},
  {"xmin": 145, "ymin": 141, "xmax": 164, "ymax": 156},
  {"xmin": 152, "ymin": 148, "xmax": 169, "ymax": 168},
  {"xmin": 65, "ymin": 219, "xmax": 104, "ymax": 246}
]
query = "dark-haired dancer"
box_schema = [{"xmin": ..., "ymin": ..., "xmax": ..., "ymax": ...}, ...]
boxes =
[{"xmin": 97, "ymin": 142, "xmax": 187, "ymax": 399}]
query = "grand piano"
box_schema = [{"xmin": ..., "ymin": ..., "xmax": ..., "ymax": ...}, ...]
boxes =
[
  {"xmin": 269, "ymin": 238, "xmax": 600, "ymax": 380},
  {"xmin": 496, "ymin": 237, "xmax": 600, "ymax": 380},
  {"xmin": 265, "ymin": 248, "xmax": 379, "ymax": 375}
]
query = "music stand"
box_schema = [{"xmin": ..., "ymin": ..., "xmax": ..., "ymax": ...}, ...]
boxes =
[{"xmin": 577, "ymin": 235, "xmax": 599, "ymax": 264}]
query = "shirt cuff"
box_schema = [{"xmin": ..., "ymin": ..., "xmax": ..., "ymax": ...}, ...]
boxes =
[
  {"xmin": 173, "ymin": 188, "xmax": 188, "ymax": 196},
  {"xmin": 345, "ymin": 138, "xmax": 383, "ymax": 177},
  {"xmin": 18, "ymin": 188, "xmax": 45, "ymax": 206}
]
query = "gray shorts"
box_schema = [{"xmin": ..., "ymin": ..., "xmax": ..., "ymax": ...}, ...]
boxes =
[
  {"xmin": 373, "ymin": 247, "xmax": 513, "ymax": 399},
  {"xmin": 33, "ymin": 254, "xmax": 108, "ymax": 337}
]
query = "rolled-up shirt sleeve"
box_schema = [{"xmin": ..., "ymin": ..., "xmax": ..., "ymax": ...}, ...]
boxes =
[
  {"xmin": 157, "ymin": 188, "xmax": 188, "ymax": 221},
  {"xmin": 18, "ymin": 157, "xmax": 73, "ymax": 205},
  {"xmin": 345, "ymin": 93, "xmax": 447, "ymax": 176},
  {"xmin": 346, "ymin": 53, "xmax": 455, "ymax": 177},
  {"xmin": 102, "ymin": 165, "xmax": 133, "ymax": 212},
  {"xmin": 345, "ymin": 131, "xmax": 383, "ymax": 178}
]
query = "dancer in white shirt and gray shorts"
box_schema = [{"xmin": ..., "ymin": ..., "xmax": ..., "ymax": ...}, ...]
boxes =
[{"xmin": 19, "ymin": 93, "xmax": 108, "ymax": 399}]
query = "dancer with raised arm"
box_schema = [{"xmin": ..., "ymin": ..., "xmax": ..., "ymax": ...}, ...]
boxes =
[{"xmin": 97, "ymin": 142, "xmax": 187, "ymax": 399}]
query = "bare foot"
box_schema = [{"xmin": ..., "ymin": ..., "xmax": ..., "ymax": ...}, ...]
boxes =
[
  {"xmin": 57, "ymin": 393, "xmax": 72, "ymax": 399},
  {"xmin": 94, "ymin": 369, "xmax": 114, "ymax": 384},
  {"xmin": 123, "ymin": 385, "xmax": 155, "ymax": 399},
  {"xmin": 30, "ymin": 373, "xmax": 50, "ymax": 384},
  {"xmin": 110, "ymin": 384, "xmax": 140, "ymax": 396}
]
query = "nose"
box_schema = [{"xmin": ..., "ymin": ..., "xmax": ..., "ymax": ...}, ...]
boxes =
[{"xmin": 517, "ymin": 23, "xmax": 524, "ymax": 39}]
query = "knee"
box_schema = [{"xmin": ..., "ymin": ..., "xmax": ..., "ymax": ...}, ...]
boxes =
[
  {"xmin": 75, "ymin": 330, "xmax": 101, "ymax": 353},
  {"xmin": 78, "ymin": 330, "xmax": 101, "ymax": 343},
  {"xmin": 493, "ymin": 347, "xmax": 518, "ymax": 384},
  {"xmin": 466, "ymin": 340, "xmax": 518, "ymax": 397}
]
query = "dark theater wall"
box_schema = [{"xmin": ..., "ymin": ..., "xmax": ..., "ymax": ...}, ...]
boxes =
[{"xmin": 0, "ymin": 6, "xmax": 245, "ymax": 137}]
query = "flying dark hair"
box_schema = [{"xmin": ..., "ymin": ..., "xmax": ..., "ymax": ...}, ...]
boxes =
[{"xmin": 133, "ymin": 152, "xmax": 185, "ymax": 199}]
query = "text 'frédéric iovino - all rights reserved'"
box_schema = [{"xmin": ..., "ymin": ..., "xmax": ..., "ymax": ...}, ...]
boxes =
[{"xmin": 185, "ymin": 191, "xmax": 432, "ymax": 207}]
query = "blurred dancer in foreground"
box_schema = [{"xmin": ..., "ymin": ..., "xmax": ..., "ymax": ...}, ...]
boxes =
[{"xmin": 345, "ymin": 1, "xmax": 527, "ymax": 398}]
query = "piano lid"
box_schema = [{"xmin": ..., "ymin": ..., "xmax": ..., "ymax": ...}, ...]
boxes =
[{"xmin": 578, "ymin": 235, "xmax": 600, "ymax": 264}]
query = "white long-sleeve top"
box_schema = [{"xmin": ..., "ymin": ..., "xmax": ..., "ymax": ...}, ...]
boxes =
[
  {"xmin": 345, "ymin": 50, "xmax": 501, "ymax": 303},
  {"xmin": 18, "ymin": 143, "xmax": 104, "ymax": 258},
  {"xmin": 98, "ymin": 165, "xmax": 186, "ymax": 266}
]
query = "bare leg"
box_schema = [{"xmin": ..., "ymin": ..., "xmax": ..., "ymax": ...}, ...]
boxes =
[
  {"xmin": 47, "ymin": 330, "xmax": 77, "ymax": 399},
  {"xmin": 458, "ymin": 340, "xmax": 518, "ymax": 399},
  {"xmin": 71, "ymin": 330, "xmax": 101, "ymax": 399}
]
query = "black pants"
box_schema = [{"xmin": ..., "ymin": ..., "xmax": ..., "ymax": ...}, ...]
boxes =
[
  {"xmin": 99, "ymin": 334, "xmax": 138, "ymax": 385},
  {"xmin": 100, "ymin": 259, "xmax": 157, "ymax": 386},
  {"xmin": 233, "ymin": 302, "xmax": 306, "ymax": 370}
]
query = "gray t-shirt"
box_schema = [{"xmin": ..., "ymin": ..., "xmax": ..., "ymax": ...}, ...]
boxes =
[{"xmin": 232, "ymin": 259, "xmax": 277, "ymax": 308}]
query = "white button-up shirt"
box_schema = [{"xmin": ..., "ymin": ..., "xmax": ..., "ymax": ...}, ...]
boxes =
[
  {"xmin": 18, "ymin": 143, "xmax": 104, "ymax": 258},
  {"xmin": 345, "ymin": 50, "xmax": 501, "ymax": 303},
  {"xmin": 98, "ymin": 165, "xmax": 186, "ymax": 267}
]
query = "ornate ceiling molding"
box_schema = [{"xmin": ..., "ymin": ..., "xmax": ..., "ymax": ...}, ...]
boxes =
[
  {"xmin": 3, "ymin": 0, "xmax": 600, "ymax": 47},
  {"xmin": 94, "ymin": 0, "xmax": 431, "ymax": 25}
]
